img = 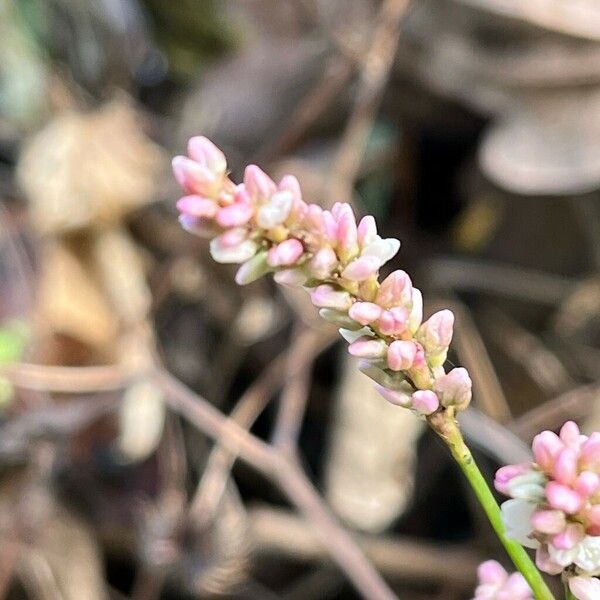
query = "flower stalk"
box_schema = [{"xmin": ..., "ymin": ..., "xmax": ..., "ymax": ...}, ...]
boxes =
[{"xmin": 429, "ymin": 412, "xmax": 555, "ymax": 600}]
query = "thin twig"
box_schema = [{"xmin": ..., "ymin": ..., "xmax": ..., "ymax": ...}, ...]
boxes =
[
  {"xmin": 326, "ymin": 0, "xmax": 410, "ymax": 205},
  {"xmin": 248, "ymin": 507, "xmax": 481, "ymax": 588},
  {"xmin": 153, "ymin": 368, "xmax": 397, "ymax": 600},
  {"xmin": 272, "ymin": 328, "xmax": 334, "ymax": 453}
]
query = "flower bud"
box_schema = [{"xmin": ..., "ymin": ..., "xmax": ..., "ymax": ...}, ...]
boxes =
[
  {"xmin": 378, "ymin": 307, "xmax": 408, "ymax": 336},
  {"xmin": 216, "ymin": 202, "xmax": 254, "ymax": 227},
  {"xmin": 477, "ymin": 560, "xmax": 506, "ymax": 586},
  {"xmin": 569, "ymin": 576, "xmax": 600, "ymax": 600},
  {"xmin": 408, "ymin": 288, "xmax": 423, "ymax": 334},
  {"xmin": 172, "ymin": 156, "xmax": 217, "ymax": 195},
  {"xmin": 348, "ymin": 302, "xmax": 382, "ymax": 326},
  {"xmin": 273, "ymin": 268, "xmax": 306, "ymax": 287},
  {"xmin": 234, "ymin": 251, "xmax": 270, "ymax": 285},
  {"xmin": 376, "ymin": 270, "xmax": 412, "ymax": 308},
  {"xmin": 375, "ymin": 384, "xmax": 411, "ymax": 407},
  {"xmin": 187, "ymin": 136, "xmax": 227, "ymax": 174},
  {"xmin": 387, "ymin": 340, "xmax": 417, "ymax": 371},
  {"xmin": 341, "ymin": 255, "xmax": 381, "ymax": 282},
  {"xmin": 575, "ymin": 471, "xmax": 600, "ymax": 498},
  {"xmin": 532, "ymin": 431, "xmax": 564, "ymax": 473},
  {"xmin": 316, "ymin": 309, "xmax": 360, "ymax": 329},
  {"xmin": 418, "ymin": 309, "xmax": 454, "ymax": 363},
  {"xmin": 357, "ymin": 215, "xmax": 377, "ymax": 247},
  {"xmin": 244, "ymin": 164, "xmax": 277, "ymax": 200},
  {"xmin": 494, "ymin": 464, "xmax": 531, "ymax": 495},
  {"xmin": 348, "ymin": 338, "xmax": 387, "ymax": 359},
  {"xmin": 176, "ymin": 194, "xmax": 219, "ymax": 218},
  {"xmin": 531, "ymin": 510, "xmax": 566, "ymax": 535},
  {"xmin": 411, "ymin": 390, "xmax": 439, "ymax": 415},
  {"xmin": 308, "ymin": 247, "xmax": 338, "ymax": 279},
  {"xmin": 358, "ymin": 361, "xmax": 408, "ymax": 391},
  {"xmin": 581, "ymin": 433, "xmax": 600, "ymax": 471},
  {"xmin": 179, "ymin": 214, "xmax": 216, "ymax": 238},
  {"xmin": 552, "ymin": 448, "xmax": 578, "ymax": 486},
  {"xmin": 433, "ymin": 367, "xmax": 472, "ymax": 409},
  {"xmin": 267, "ymin": 238, "xmax": 304, "ymax": 267},
  {"xmin": 309, "ymin": 285, "xmax": 353, "ymax": 311},
  {"xmin": 278, "ymin": 174, "xmax": 304, "ymax": 215},
  {"xmin": 550, "ymin": 523, "xmax": 584, "ymax": 550},
  {"xmin": 210, "ymin": 237, "xmax": 258, "ymax": 264},
  {"xmin": 335, "ymin": 205, "xmax": 359, "ymax": 262},
  {"xmin": 545, "ymin": 481, "xmax": 583, "ymax": 514}
]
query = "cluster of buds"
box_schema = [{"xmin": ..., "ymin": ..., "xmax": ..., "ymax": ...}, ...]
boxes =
[
  {"xmin": 495, "ymin": 421, "xmax": 600, "ymax": 593},
  {"xmin": 173, "ymin": 136, "xmax": 472, "ymax": 416},
  {"xmin": 472, "ymin": 560, "xmax": 532, "ymax": 600}
]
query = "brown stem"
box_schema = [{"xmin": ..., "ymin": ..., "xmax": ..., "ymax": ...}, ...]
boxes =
[{"xmin": 153, "ymin": 368, "xmax": 397, "ymax": 600}]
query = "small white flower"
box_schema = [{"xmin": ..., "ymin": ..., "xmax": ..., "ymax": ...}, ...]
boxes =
[
  {"xmin": 575, "ymin": 536, "xmax": 600, "ymax": 573},
  {"xmin": 257, "ymin": 191, "xmax": 293, "ymax": 229},
  {"xmin": 361, "ymin": 238, "xmax": 400, "ymax": 265},
  {"xmin": 501, "ymin": 499, "xmax": 539, "ymax": 549},
  {"xmin": 507, "ymin": 471, "xmax": 547, "ymax": 502}
]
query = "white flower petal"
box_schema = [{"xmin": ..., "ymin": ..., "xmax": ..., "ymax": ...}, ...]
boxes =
[
  {"xmin": 501, "ymin": 499, "xmax": 539, "ymax": 549},
  {"xmin": 361, "ymin": 238, "xmax": 400, "ymax": 264},
  {"xmin": 575, "ymin": 536, "xmax": 600, "ymax": 573},
  {"xmin": 569, "ymin": 576, "xmax": 600, "ymax": 600},
  {"xmin": 256, "ymin": 191, "xmax": 293, "ymax": 229},
  {"xmin": 210, "ymin": 238, "xmax": 258, "ymax": 264}
]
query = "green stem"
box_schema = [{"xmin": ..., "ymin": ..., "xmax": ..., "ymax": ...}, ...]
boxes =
[
  {"xmin": 564, "ymin": 581, "xmax": 576, "ymax": 600},
  {"xmin": 429, "ymin": 413, "xmax": 556, "ymax": 600}
]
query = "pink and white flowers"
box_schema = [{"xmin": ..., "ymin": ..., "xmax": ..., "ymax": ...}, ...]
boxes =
[
  {"xmin": 173, "ymin": 136, "xmax": 472, "ymax": 416},
  {"xmin": 495, "ymin": 421, "xmax": 600, "ymax": 579},
  {"xmin": 473, "ymin": 560, "xmax": 532, "ymax": 600}
]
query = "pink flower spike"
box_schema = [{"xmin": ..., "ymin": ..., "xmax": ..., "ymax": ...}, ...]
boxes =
[
  {"xmin": 411, "ymin": 390, "xmax": 439, "ymax": 415},
  {"xmin": 216, "ymin": 202, "xmax": 254, "ymax": 227},
  {"xmin": 375, "ymin": 385, "xmax": 411, "ymax": 408},
  {"xmin": 545, "ymin": 481, "xmax": 584, "ymax": 514},
  {"xmin": 550, "ymin": 523, "xmax": 584, "ymax": 550},
  {"xmin": 267, "ymin": 239, "xmax": 304, "ymax": 267},
  {"xmin": 387, "ymin": 340, "xmax": 417, "ymax": 371},
  {"xmin": 187, "ymin": 136, "xmax": 226, "ymax": 173},
  {"xmin": 377, "ymin": 307, "xmax": 408, "ymax": 336},
  {"xmin": 552, "ymin": 447, "xmax": 578, "ymax": 485},
  {"xmin": 494, "ymin": 464, "xmax": 531, "ymax": 495},
  {"xmin": 348, "ymin": 338, "xmax": 387, "ymax": 359},
  {"xmin": 244, "ymin": 164, "xmax": 277, "ymax": 200},
  {"xmin": 569, "ymin": 576, "xmax": 600, "ymax": 600},
  {"xmin": 341, "ymin": 255, "xmax": 381, "ymax": 282},
  {"xmin": 531, "ymin": 509, "xmax": 566, "ymax": 535},
  {"xmin": 532, "ymin": 431, "xmax": 564, "ymax": 472},
  {"xmin": 176, "ymin": 195, "xmax": 218, "ymax": 218},
  {"xmin": 357, "ymin": 215, "xmax": 378, "ymax": 247},
  {"xmin": 309, "ymin": 285, "xmax": 353, "ymax": 311},
  {"xmin": 348, "ymin": 302, "xmax": 382, "ymax": 326}
]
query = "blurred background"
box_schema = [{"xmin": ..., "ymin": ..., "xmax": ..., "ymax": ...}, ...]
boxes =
[{"xmin": 1, "ymin": 0, "xmax": 600, "ymax": 598}]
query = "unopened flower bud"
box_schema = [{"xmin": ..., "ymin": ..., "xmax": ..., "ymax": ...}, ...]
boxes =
[
  {"xmin": 172, "ymin": 156, "xmax": 217, "ymax": 195},
  {"xmin": 210, "ymin": 237, "xmax": 258, "ymax": 264},
  {"xmin": 408, "ymin": 288, "xmax": 423, "ymax": 334},
  {"xmin": 411, "ymin": 390, "xmax": 439, "ymax": 415},
  {"xmin": 357, "ymin": 215, "xmax": 377, "ymax": 247},
  {"xmin": 378, "ymin": 307, "xmax": 408, "ymax": 336},
  {"xmin": 531, "ymin": 510, "xmax": 566, "ymax": 535},
  {"xmin": 309, "ymin": 247, "xmax": 338, "ymax": 279},
  {"xmin": 376, "ymin": 270, "xmax": 412, "ymax": 308},
  {"xmin": 387, "ymin": 340, "xmax": 417, "ymax": 371},
  {"xmin": 216, "ymin": 202, "xmax": 254, "ymax": 227},
  {"xmin": 310, "ymin": 285, "xmax": 353, "ymax": 311},
  {"xmin": 244, "ymin": 164, "xmax": 277, "ymax": 200},
  {"xmin": 375, "ymin": 384, "xmax": 412, "ymax": 407},
  {"xmin": 348, "ymin": 338, "xmax": 387, "ymax": 359},
  {"xmin": 187, "ymin": 136, "xmax": 227, "ymax": 174},
  {"xmin": 361, "ymin": 238, "xmax": 400, "ymax": 266},
  {"xmin": 235, "ymin": 251, "xmax": 270, "ymax": 285},
  {"xmin": 532, "ymin": 431, "xmax": 564, "ymax": 473},
  {"xmin": 267, "ymin": 238, "xmax": 304, "ymax": 267},
  {"xmin": 273, "ymin": 268, "xmax": 307, "ymax": 287},
  {"xmin": 348, "ymin": 302, "xmax": 382, "ymax": 325},
  {"xmin": 418, "ymin": 309, "xmax": 454, "ymax": 364},
  {"xmin": 176, "ymin": 195, "xmax": 219, "ymax": 218},
  {"xmin": 433, "ymin": 367, "xmax": 472, "ymax": 409},
  {"xmin": 545, "ymin": 481, "xmax": 583, "ymax": 514},
  {"xmin": 341, "ymin": 255, "xmax": 381, "ymax": 282}
]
